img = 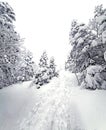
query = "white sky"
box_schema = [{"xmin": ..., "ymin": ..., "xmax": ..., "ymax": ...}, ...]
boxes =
[{"xmin": 5, "ymin": 0, "xmax": 106, "ymax": 66}]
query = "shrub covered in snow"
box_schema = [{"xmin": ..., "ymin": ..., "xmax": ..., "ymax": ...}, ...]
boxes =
[
  {"xmin": 32, "ymin": 68, "xmax": 49, "ymax": 87},
  {"xmin": 81, "ymin": 65, "xmax": 106, "ymax": 89}
]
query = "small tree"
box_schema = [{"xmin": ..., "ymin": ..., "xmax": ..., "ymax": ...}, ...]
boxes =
[
  {"xmin": 39, "ymin": 51, "xmax": 48, "ymax": 68},
  {"xmin": 48, "ymin": 57, "xmax": 58, "ymax": 79},
  {"xmin": 34, "ymin": 53, "xmax": 58, "ymax": 87},
  {"xmin": 17, "ymin": 50, "xmax": 36, "ymax": 81},
  {"xmin": 36, "ymin": 51, "xmax": 49, "ymax": 86}
]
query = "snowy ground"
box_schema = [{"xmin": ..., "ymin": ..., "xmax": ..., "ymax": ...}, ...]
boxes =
[{"xmin": 0, "ymin": 71, "xmax": 106, "ymax": 130}]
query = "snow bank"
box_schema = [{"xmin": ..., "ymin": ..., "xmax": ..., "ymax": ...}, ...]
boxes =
[
  {"xmin": 0, "ymin": 81, "xmax": 38, "ymax": 130},
  {"xmin": 74, "ymin": 88, "xmax": 106, "ymax": 130}
]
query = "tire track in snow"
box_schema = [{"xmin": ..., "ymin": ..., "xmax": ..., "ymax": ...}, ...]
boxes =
[{"xmin": 20, "ymin": 73, "xmax": 85, "ymax": 130}]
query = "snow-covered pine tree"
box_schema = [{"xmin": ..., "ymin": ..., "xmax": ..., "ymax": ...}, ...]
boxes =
[
  {"xmin": 65, "ymin": 5, "xmax": 106, "ymax": 89},
  {"xmin": 66, "ymin": 20, "xmax": 96, "ymax": 85},
  {"xmin": 24, "ymin": 51, "xmax": 36, "ymax": 81},
  {"xmin": 36, "ymin": 51, "xmax": 49, "ymax": 86},
  {"xmin": 39, "ymin": 51, "xmax": 48, "ymax": 68},
  {"xmin": 0, "ymin": 2, "xmax": 15, "ymax": 23},
  {"xmin": 89, "ymin": 4, "xmax": 106, "ymax": 42},
  {"xmin": 83, "ymin": 4, "xmax": 106, "ymax": 89},
  {"xmin": 89, "ymin": 4, "xmax": 104, "ymax": 38},
  {"xmin": 48, "ymin": 57, "xmax": 58, "ymax": 79},
  {"xmin": 17, "ymin": 50, "xmax": 36, "ymax": 82},
  {"xmin": 0, "ymin": 2, "xmax": 23, "ymax": 87},
  {"xmin": 87, "ymin": 5, "xmax": 106, "ymax": 68}
]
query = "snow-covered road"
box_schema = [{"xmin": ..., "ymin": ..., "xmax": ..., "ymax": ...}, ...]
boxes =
[
  {"xmin": 20, "ymin": 72, "xmax": 85, "ymax": 130},
  {"xmin": 1, "ymin": 71, "xmax": 106, "ymax": 130}
]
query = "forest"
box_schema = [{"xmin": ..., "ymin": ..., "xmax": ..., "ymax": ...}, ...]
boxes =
[
  {"xmin": 0, "ymin": 2, "xmax": 58, "ymax": 89},
  {"xmin": 0, "ymin": 2, "xmax": 106, "ymax": 90},
  {"xmin": 1, "ymin": 2, "xmax": 106, "ymax": 130},
  {"xmin": 65, "ymin": 4, "xmax": 106, "ymax": 90}
]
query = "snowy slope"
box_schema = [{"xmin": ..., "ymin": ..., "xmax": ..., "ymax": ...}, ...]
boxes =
[
  {"xmin": 0, "ymin": 71, "xmax": 106, "ymax": 130},
  {"xmin": 0, "ymin": 82, "xmax": 40, "ymax": 130}
]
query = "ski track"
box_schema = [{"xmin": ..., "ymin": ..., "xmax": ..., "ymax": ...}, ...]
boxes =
[
  {"xmin": 20, "ymin": 73, "xmax": 85, "ymax": 130},
  {"xmin": 1, "ymin": 72, "xmax": 106, "ymax": 130}
]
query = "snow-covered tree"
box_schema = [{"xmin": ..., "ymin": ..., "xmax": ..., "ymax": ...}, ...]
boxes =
[
  {"xmin": 0, "ymin": 2, "xmax": 23, "ymax": 87},
  {"xmin": 0, "ymin": 2, "xmax": 37, "ymax": 87},
  {"xmin": 39, "ymin": 51, "xmax": 48, "ymax": 68},
  {"xmin": 89, "ymin": 5, "xmax": 104, "ymax": 37},
  {"xmin": 34, "ymin": 51, "xmax": 49, "ymax": 86},
  {"xmin": 0, "ymin": 2, "xmax": 15, "ymax": 23},
  {"xmin": 33, "ymin": 54, "xmax": 58, "ymax": 87},
  {"xmin": 81, "ymin": 65, "xmax": 106, "ymax": 90},
  {"xmin": 48, "ymin": 57, "xmax": 58, "ymax": 79},
  {"xmin": 66, "ymin": 20, "xmax": 96, "ymax": 85},
  {"xmin": 89, "ymin": 4, "xmax": 106, "ymax": 40},
  {"xmin": 16, "ymin": 50, "xmax": 36, "ymax": 82},
  {"xmin": 66, "ymin": 5, "xmax": 106, "ymax": 89}
]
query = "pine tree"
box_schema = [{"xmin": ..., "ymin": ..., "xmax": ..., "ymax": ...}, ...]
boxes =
[
  {"xmin": 65, "ymin": 5, "xmax": 106, "ymax": 89},
  {"xmin": 66, "ymin": 20, "xmax": 98, "ymax": 85},
  {"xmin": 17, "ymin": 50, "xmax": 36, "ymax": 81},
  {"xmin": 0, "ymin": 2, "xmax": 23, "ymax": 86},
  {"xmin": 84, "ymin": 4, "xmax": 106, "ymax": 89},
  {"xmin": 48, "ymin": 57, "xmax": 58, "ymax": 79},
  {"xmin": 89, "ymin": 4, "xmax": 106, "ymax": 40},
  {"xmin": 88, "ymin": 4, "xmax": 106, "ymax": 65},
  {"xmin": 39, "ymin": 51, "xmax": 48, "ymax": 69},
  {"xmin": 66, "ymin": 21, "xmax": 96, "ymax": 71},
  {"xmin": 24, "ymin": 51, "xmax": 36, "ymax": 80},
  {"xmin": 0, "ymin": 2, "xmax": 15, "ymax": 23},
  {"xmin": 36, "ymin": 51, "xmax": 49, "ymax": 86}
]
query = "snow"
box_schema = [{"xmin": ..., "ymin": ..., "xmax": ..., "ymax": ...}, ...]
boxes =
[
  {"xmin": 82, "ymin": 45, "xmax": 89, "ymax": 52},
  {"xmin": 91, "ymin": 40, "xmax": 98, "ymax": 47},
  {"xmin": 87, "ymin": 65, "xmax": 103, "ymax": 75},
  {"xmin": 102, "ymin": 30, "xmax": 106, "ymax": 43},
  {"xmin": 96, "ymin": 15, "xmax": 106, "ymax": 24},
  {"xmin": 0, "ymin": 81, "xmax": 39, "ymax": 130},
  {"xmin": 83, "ymin": 65, "xmax": 106, "ymax": 89},
  {"xmin": 0, "ymin": 71, "xmax": 106, "ymax": 130},
  {"xmin": 104, "ymin": 51, "xmax": 106, "ymax": 61},
  {"xmin": 99, "ymin": 22, "xmax": 106, "ymax": 34}
]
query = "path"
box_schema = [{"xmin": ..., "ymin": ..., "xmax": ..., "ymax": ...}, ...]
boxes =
[
  {"xmin": 19, "ymin": 72, "xmax": 85, "ymax": 130},
  {"xmin": 1, "ymin": 71, "xmax": 106, "ymax": 130}
]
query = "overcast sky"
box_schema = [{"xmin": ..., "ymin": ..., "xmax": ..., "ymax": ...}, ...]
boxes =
[{"xmin": 6, "ymin": 0, "xmax": 106, "ymax": 66}]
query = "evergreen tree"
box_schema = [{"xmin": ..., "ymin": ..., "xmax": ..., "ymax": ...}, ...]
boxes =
[
  {"xmin": 17, "ymin": 50, "xmax": 36, "ymax": 82},
  {"xmin": 89, "ymin": 4, "xmax": 106, "ymax": 40},
  {"xmin": 66, "ymin": 20, "xmax": 96, "ymax": 84},
  {"xmin": 88, "ymin": 4, "xmax": 106, "ymax": 65},
  {"xmin": 0, "ymin": 2, "xmax": 15, "ymax": 23},
  {"xmin": 89, "ymin": 4, "xmax": 104, "ymax": 37},
  {"xmin": 39, "ymin": 51, "xmax": 48, "ymax": 68},
  {"xmin": 24, "ymin": 51, "xmax": 36, "ymax": 80},
  {"xmin": 66, "ymin": 5, "xmax": 106, "ymax": 89},
  {"xmin": 34, "ymin": 53, "xmax": 58, "ymax": 87},
  {"xmin": 0, "ymin": 2, "xmax": 23, "ymax": 87},
  {"xmin": 48, "ymin": 57, "xmax": 58, "ymax": 79},
  {"xmin": 35, "ymin": 51, "xmax": 49, "ymax": 86}
]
